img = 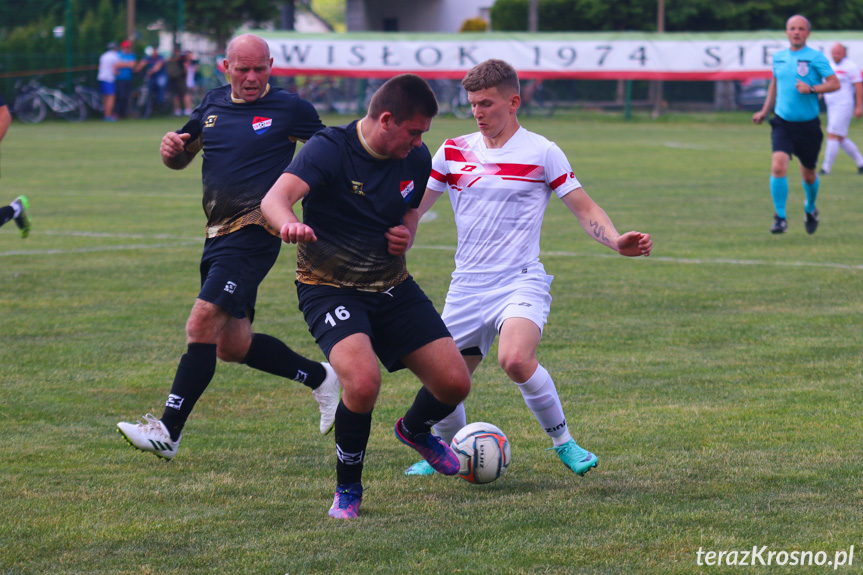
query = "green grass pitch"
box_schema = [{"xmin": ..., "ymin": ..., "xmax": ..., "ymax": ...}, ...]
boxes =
[{"xmin": 1, "ymin": 110, "xmax": 861, "ymax": 574}]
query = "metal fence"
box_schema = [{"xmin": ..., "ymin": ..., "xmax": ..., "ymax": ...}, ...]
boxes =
[{"xmin": 1, "ymin": 51, "xmax": 765, "ymax": 120}]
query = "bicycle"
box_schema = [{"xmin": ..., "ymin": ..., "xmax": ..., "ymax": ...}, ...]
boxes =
[
  {"xmin": 291, "ymin": 76, "xmax": 358, "ymax": 116},
  {"xmin": 69, "ymin": 78, "xmax": 103, "ymax": 116},
  {"xmin": 13, "ymin": 78, "xmax": 87, "ymax": 123},
  {"xmin": 129, "ymin": 81, "xmax": 151, "ymax": 119}
]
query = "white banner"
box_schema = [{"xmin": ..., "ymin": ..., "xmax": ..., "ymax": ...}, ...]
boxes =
[{"xmin": 255, "ymin": 32, "xmax": 863, "ymax": 80}]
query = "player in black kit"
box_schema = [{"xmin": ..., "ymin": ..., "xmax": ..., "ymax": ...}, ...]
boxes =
[
  {"xmin": 117, "ymin": 34, "xmax": 341, "ymax": 460},
  {"xmin": 262, "ymin": 74, "xmax": 472, "ymax": 519}
]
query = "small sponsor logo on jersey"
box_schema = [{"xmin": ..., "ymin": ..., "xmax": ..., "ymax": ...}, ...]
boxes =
[
  {"xmin": 252, "ymin": 116, "xmax": 272, "ymax": 134},
  {"xmin": 797, "ymin": 60, "xmax": 810, "ymax": 77},
  {"xmin": 400, "ymin": 180, "xmax": 415, "ymax": 201},
  {"xmin": 224, "ymin": 281, "xmax": 237, "ymax": 294},
  {"xmin": 166, "ymin": 394, "xmax": 184, "ymax": 410},
  {"xmin": 351, "ymin": 180, "xmax": 365, "ymax": 196},
  {"xmin": 204, "ymin": 115, "xmax": 217, "ymax": 128}
]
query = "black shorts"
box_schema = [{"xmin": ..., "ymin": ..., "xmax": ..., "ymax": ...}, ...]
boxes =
[
  {"xmin": 296, "ymin": 277, "xmax": 452, "ymax": 372},
  {"xmin": 169, "ymin": 76, "xmax": 187, "ymax": 98},
  {"xmin": 770, "ymin": 115, "xmax": 823, "ymax": 170},
  {"xmin": 198, "ymin": 225, "xmax": 282, "ymax": 321}
]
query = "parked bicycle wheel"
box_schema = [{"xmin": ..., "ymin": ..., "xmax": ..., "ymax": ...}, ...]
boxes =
[
  {"xmin": 14, "ymin": 92, "xmax": 46, "ymax": 124},
  {"xmin": 55, "ymin": 94, "xmax": 88, "ymax": 122},
  {"xmin": 129, "ymin": 85, "xmax": 151, "ymax": 119},
  {"xmin": 74, "ymin": 85, "xmax": 104, "ymax": 116}
]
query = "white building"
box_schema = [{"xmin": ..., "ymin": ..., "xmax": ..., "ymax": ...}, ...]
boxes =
[{"xmin": 346, "ymin": 0, "xmax": 492, "ymax": 32}]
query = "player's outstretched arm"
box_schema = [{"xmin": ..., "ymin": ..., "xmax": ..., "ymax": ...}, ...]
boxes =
[
  {"xmin": 160, "ymin": 132, "xmax": 197, "ymax": 169},
  {"xmin": 417, "ymin": 188, "xmax": 443, "ymax": 220},
  {"xmin": 261, "ymin": 172, "xmax": 316, "ymax": 244},
  {"xmin": 561, "ymin": 187, "xmax": 651, "ymax": 257},
  {"xmin": 616, "ymin": 230, "xmax": 652, "ymax": 257}
]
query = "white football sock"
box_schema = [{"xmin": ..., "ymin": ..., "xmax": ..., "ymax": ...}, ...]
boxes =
[
  {"xmin": 431, "ymin": 402, "xmax": 466, "ymax": 445},
  {"xmin": 840, "ymin": 138, "xmax": 863, "ymax": 167},
  {"xmin": 516, "ymin": 364, "xmax": 572, "ymax": 447},
  {"xmin": 822, "ymin": 139, "xmax": 840, "ymax": 173}
]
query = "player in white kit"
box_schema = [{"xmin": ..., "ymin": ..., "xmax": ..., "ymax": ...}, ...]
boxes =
[
  {"xmin": 820, "ymin": 43, "xmax": 863, "ymax": 175},
  {"xmin": 396, "ymin": 59, "xmax": 652, "ymax": 477}
]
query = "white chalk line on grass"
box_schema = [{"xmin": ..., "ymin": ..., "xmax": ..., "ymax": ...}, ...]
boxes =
[
  {"xmin": 663, "ymin": 141, "xmax": 711, "ymax": 151},
  {"xmin": 0, "ymin": 230, "xmax": 201, "ymax": 257},
  {"xmin": 422, "ymin": 245, "xmax": 863, "ymax": 271},
  {"xmin": 0, "ymin": 242, "xmax": 201, "ymax": 257},
  {"xmin": 43, "ymin": 231, "xmax": 200, "ymax": 241},
  {"xmin": 2, "ymin": 231, "xmax": 862, "ymax": 270}
]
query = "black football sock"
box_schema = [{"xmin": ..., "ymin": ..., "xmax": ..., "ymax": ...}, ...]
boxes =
[
  {"xmin": 400, "ymin": 386, "xmax": 458, "ymax": 441},
  {"xmin": 334, "ymin": 401, "xmax": 372, "ymax": 486},
  {"xmin": 160, "ymin": 342, "xmax": 217, "ymax": 441},
  {"xmin": 0, "ymin": 205, "xmax": 14, "ymax": 227},
  {"xmin": 242, "ymin": 333, "xmax": 326, "ymax": 389}
]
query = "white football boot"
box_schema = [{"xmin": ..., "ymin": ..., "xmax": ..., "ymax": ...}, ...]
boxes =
[{"xmin": 117, "ymin": 413, "xmax": 181, "ymax": 460}]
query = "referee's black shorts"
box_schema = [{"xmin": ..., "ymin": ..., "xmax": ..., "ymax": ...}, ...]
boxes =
[{"xmin": 770, "ymin": 115, "xmax": 823, "ymax": 170}]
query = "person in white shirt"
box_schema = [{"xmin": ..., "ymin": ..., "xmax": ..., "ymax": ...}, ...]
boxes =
[
  {"xmin": 395, "ymin": 59, "xmax": 652, "ymax": 477},
  {"xmin": 820, "ymin": 42, "xmax": 863, "ymax": 175},
  {"xmin": 97, "ymin": 42, "xmax": 121, "ymax": 121}
]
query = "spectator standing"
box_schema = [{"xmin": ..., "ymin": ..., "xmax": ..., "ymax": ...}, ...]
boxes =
[
  {"xmin": 166, "ymin": 45, "xmax": 193, "ymax": 116},
  {"xmin": 97, "ymin": 42, "xmax": 120, "ymax": 121},
  {"xmin": 114, "ymin": 40, "xmax": 137, "ymax": 119},
  {"xmin": 137, "ymin": 47, "xmax": 168, "ymax": 117}
]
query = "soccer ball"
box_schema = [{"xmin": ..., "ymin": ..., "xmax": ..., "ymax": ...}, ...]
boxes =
[{"xmin": 451, "ymin": 422, "xmax": 511, "ymax": 484}]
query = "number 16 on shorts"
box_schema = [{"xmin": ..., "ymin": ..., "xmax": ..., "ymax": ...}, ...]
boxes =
[{"xmin": 324, "ymin": 305, "xmax": 351, "ymax": 327}]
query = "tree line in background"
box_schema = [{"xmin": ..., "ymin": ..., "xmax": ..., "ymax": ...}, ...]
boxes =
[
  {"xmin": 0, "ymin": 0, "xmax": 288, "ymax": 59},
  {"xmin": 2, "ymin": 0, "xmax": 861, "ymax": 70},
  {"xmin": 491, "ymin": 0, "xmax": 863, "ymax": 32},
  {"xmin": 3, "ymin": 0, "xmax": 862, "ymax": 56}
]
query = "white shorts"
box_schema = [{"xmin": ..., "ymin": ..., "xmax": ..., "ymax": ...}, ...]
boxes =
[
  {"xmin": 826, "ymin": 104, "xmax": 854, "ymax": 137},
  {"xmin": 442, "ymin": 266, "xmax": 553, "ymax": 358}
]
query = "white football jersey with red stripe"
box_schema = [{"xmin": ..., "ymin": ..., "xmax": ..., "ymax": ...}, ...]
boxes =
[
  {"xmin": 427, "ymin": 127, "xmax": 581, "ymax": 276},
  {"xmin": 824, "ymin": 57, "xmax": 863, "ymax": 109}
]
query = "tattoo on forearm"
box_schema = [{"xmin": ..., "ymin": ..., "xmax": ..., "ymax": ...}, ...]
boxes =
[{"xmin": 589, "ymin": 220, "xmax": 612, "ymax": 245}]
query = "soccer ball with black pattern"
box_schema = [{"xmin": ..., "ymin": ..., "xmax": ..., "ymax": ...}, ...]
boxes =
[{"xmin": 451, "ymin": 422, "xmax": 511, "ymax": 484}]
